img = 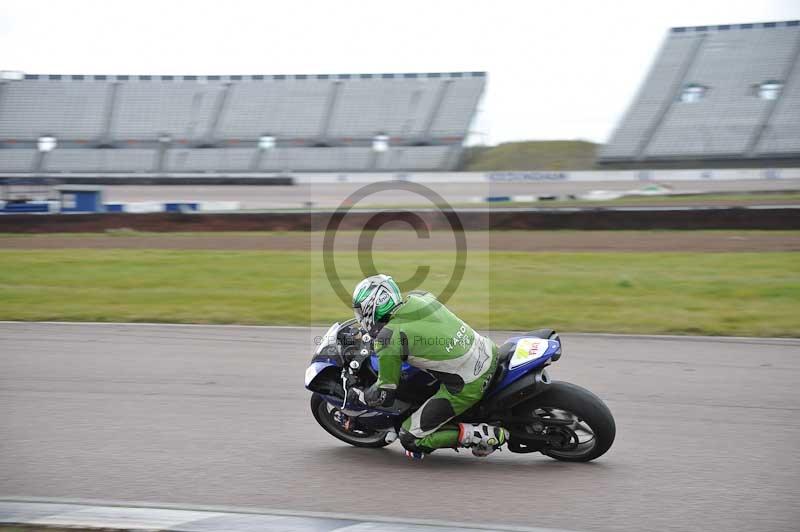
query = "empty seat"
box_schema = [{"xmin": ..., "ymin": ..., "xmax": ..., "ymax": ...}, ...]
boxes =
[
  {"xmin": 0, "ymin": 149, "xmax": 36, "ymax": 172},
  {"xmin": 42, "ymin": 149, "xmax": 158, "ymax": 172},
  {"xmin": 165, "ymin": 148, "xmax": 256, "ymax": 172},
  {"xmin": 0, "ymin": 72, "xmax": 482, "ymax": 173},
  {"xmin": 600, "ymin": 21, "xmax": 800, "ymax": 163},
  {"xmin": 112, "ymin": 80, "xmax": 225, "ymax": 141},
  {"xmin": 599, "ymin": 33, "xmax": 701, "ymax": 160},
  {"xmin": 376, "ymin": 146, "xmax": 452, "ymax": 171},
  {"xmin": 260, "ymin": 147, "xmax": 371, "ymax": 172},
  {"xmin": 0, "ymin": 78, "xmax": 109, "ymax": 140}
]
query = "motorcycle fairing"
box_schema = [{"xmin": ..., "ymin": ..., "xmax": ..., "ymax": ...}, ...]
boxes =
[
  {"xmin": 305, "ymin": 361, "xmax": 338, "ymax": 388},
  {"xmin": 369, "ymin": 354, "xmax": 424, "ymax": 377},
  {"xmin": 490, "ymin": 337, "xmax": 561, "ymax": 393}
]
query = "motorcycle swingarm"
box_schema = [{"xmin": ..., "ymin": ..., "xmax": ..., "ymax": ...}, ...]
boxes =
[
  {"xmin": 505, "ymin": 415, "xmax": 579, "ymax": 454},
  {"xmin": 507, "ymin": 430, "xmax": 573, "ymax": 454},
  {"xmin": 499, "ymin": 414, "xmax": 573, "ymax": 427}
]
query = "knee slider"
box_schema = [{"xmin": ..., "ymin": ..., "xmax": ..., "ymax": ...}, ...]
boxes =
[
  {"xmin": 399, "ymin": 429, "xmax": 434, "ymax": 454},
  {"xmin": 399, "ymin": 429, "xmax": 421, "ymax": 452}
]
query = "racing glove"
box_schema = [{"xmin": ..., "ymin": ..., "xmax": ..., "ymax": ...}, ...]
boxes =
[{"xmin": 363, "ymin": 382, "xmax": 397, "ymax": 407}]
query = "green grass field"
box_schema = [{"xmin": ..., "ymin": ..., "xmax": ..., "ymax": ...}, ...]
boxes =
[
  {"xmin": 1, "ymin": 249, "xmax": 797, "ymax": 336},
  {"xmin": 461, "ymin": 140, "xmax": 599, "ymax": 171}
]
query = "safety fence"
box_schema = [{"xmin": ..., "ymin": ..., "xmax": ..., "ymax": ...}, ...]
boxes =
[{"xmin": 1, "ymin": 206, "xmax": 797, "ymax": 233}]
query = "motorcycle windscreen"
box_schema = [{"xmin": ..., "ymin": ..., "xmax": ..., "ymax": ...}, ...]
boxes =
[
  {"xmin": 312, "ymin": 322, "xmax": 342, "ymax": 361},
  {"xmin": 304, "ymin": 361, "xmax": 344, "ymax": 398}
]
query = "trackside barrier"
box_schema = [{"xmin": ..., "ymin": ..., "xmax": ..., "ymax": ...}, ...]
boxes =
[
  {"xmin": 1, "ymin": 169, "xmax": 798, "ymax": 186},
  {"xmin": 102, "ymin": 202, "xmax": 239, "ymax": 213},
  {"xmin": 0, "ymin": 201, "xmax": 241, "ymax": 215},
  {"xmin": 0, "ymin": 206, "xmax": 797, "ymax": 232},
  {"xmin": 290, "ymin": 168, "xmax": 800, "ymax": 184},
  {"xmin": 0, "ymin": 202, "xmax": 53, "ymax": 213},
  {"xmin": 0, "ymin": 176, "xmax": 295, "ymax": 186}
]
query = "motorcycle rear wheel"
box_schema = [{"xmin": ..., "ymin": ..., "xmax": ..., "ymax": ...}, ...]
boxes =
[
  {"xmin": 513, "ymin": 381, "xmax": 616, "ymax": 462},
  {"xmin": 311, "ymin": 394, "xmax": 393, "ymax": 448}
]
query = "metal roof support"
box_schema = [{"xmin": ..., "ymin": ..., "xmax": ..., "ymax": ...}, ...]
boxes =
[
  {"xmin": 443, "ymin": 144, "xmax": 462, "ymax": 171},
  {"xmin": 156, "ymin": 142, "xmax": 169, "ymax": 174},
  {"xmin": 32, "ymin": 151, "xmax": 45, "ymax": 175},
  {"xmin": 204, "ymin": 82, "xmax": 232, "ymax": 144},
  {"xmin": 421, "ymin": 79, "xmax": 453, "ymax": 143},
  {"xmin": 635, "ymin": 33, "xmax": 707, "ymax": 160},
  {"xmin": 745, "ymin": 30, "xmax": 800, "ymax": 156},
  {"xmin": 249, "ymin": 147, "xmax": 264, "ymax": 171},
  {"xmin": 100, "ymin": 82, "xmax": 120, "ymax": 146},
  {"xmin": 367, "ymin": 147, "xmax": 381, "ymax": 171},
  {"xmin": 318, "ymin": 81, "xmax": 342, "ymax": 143},
  {"xmin": 0, "ymin": 81, "xmax": 7, "ymax": 135}
]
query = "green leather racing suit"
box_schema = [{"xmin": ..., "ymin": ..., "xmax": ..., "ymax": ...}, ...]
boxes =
[{"xmin": 372, "ymin": 291, "xmax": 498, "ymax": 453}]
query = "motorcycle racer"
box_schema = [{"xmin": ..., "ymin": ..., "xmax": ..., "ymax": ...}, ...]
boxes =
[{"xmin": 352, "ymin": 274, "xmax": 508, "ymax": 460}]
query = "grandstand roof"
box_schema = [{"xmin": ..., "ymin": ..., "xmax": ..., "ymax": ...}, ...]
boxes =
[
  {"xmin": 669, "ymin": 20, "xmax": 799, "ymax": 33},
  {"xmin": 14, "ymin": 72, "xmax": 486, "ymax": 81}
]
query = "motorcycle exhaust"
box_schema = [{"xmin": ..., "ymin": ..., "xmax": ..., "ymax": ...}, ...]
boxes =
[{"xmin": 489, "ymin": 369, "xmax": 551, "ymax": 410}]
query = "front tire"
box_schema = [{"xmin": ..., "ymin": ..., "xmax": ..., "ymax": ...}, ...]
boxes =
[
  {"xmin": 513, "ymin": 381, "xmax": 615, "ymax": 462},
  {"xmin": 311, "ymin": 394, "xmax": 392, "ymax": 448}
]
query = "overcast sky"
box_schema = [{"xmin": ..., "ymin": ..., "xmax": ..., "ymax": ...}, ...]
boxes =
[{"xmin": 2, "ymin": 0, "xmax": 799, "ymax": 145}]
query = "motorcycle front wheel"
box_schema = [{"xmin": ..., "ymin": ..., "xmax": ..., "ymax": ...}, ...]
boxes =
[{"xmin": 311, "ymin": 394, "xmax": 393, "ymax": 448}]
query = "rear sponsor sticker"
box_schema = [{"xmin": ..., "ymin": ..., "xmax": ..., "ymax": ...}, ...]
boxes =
[{"xmin": 509, "ymin": 337, "xmax": 550, "ymax": 369}]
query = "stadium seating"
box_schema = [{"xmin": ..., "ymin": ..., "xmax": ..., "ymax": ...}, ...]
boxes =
[
  {"xmin": 326, "ymin": 78, "xmax": 439, "ymax": 138},
  {"xmin": 0, "ymin": 72, "xmax": 485, "ymax": 174},
  {"xmin": 0, "ymin": 77, "xmax": 109, "ymax": 140},
  {"xmin": 165, "ymin": 148, "xmax": 254, "ymax": 172},
  {"xmin": 756, "ymin": 45, "xmax": 800, "ymax": 155},
  {"xmin": 112, "ymin": 80, "xmax": 226, "ymax": 141},
  {"xmin": 261, "ymin": 147, "xmax": 372, "ymax": 172},
  {"xmin": 375, "ymin": 146, "xmax": 453, "ymax": 171},
  {"xmin": 43, "ymin": 149, "xmax": 158, "ymax": 173},
  {"xmin": 217, "ymin": 78, "xmax": 330, "ymax": 139},
  {"xmin": 0, "ymin": 148, "xmax": 36, "ymax": 172},
  {"xmin": 599, "ymin": 21, "xmax": 800, "ymax": 164}
]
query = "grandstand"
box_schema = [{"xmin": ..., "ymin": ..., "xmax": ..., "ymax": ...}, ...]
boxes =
[
  {"xmin": 599, "ymin": 20, "xmax": 800, "ymax": 166},
  {"xmin": 0, "ymin": 72, "xmax": 484, "ymax": 175}
]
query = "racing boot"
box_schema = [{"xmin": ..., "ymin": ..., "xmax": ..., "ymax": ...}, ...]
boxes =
[{"xmin": 458, "ymin": 423, "xmax": 509, "ymax": 457}]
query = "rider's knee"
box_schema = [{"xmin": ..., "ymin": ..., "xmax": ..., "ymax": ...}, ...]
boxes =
[
  {"xmin": 399, "ymin": 428, "xmax": 432, "ymax": 453},
  {"xmin": 399, "ymin": 429, "xmax": 419, "ymax": 451}
]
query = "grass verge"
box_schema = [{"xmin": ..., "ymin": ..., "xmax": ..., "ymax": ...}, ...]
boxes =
[
  {"xmin": 461, "ymin": 140, "xmax": 598, "ymax": 171},
  {"xmin": 0, "ymin": 249, "xmax": 797, "ymax": 336}
]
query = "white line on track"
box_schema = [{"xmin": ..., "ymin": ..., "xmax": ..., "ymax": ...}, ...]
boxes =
[{"xmin": 0, "ymin": 497, "xmax": 583, "ymax": 532}]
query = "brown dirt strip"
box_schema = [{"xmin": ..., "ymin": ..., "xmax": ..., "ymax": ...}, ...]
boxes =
[{"xmin": 0, "ymin": 231, "xmax": 798, "ymax": 252}]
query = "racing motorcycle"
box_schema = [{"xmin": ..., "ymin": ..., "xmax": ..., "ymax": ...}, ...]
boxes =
[{"xmin": 305, "ymin": 319, "xmax": 615, "ymax": 461}]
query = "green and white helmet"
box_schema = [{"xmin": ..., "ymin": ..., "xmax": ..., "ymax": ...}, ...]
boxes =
[{"xmin": 352, "ymin": 274, "xmax": 402, "ymax": 333}]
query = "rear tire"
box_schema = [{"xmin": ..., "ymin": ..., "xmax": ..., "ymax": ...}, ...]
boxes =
[
  {"xmin": 513, "ymin": 381, "xmax": 615, "ymax": 462},
  {"xmin": 311, "ymin": 394, "xmax": 392, "ymax": 448}
]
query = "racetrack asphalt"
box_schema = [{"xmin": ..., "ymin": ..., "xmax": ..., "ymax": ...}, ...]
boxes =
[{"xmin": 1, "ymin": 322, "xmax": 799, "ymax": 532}]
